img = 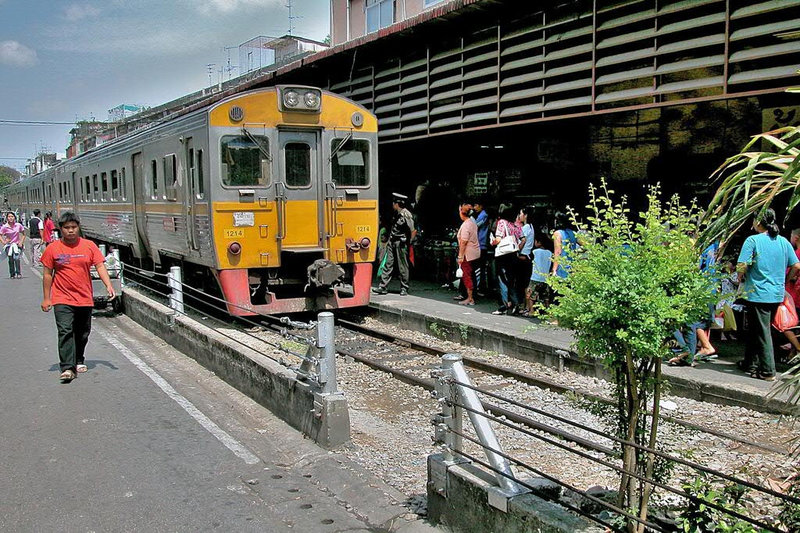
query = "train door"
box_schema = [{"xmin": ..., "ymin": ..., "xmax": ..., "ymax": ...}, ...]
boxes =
[
  {"xmin": 277, "ymin": 130, "xmax": 323, "ymax": 252},
  {"xmin": 184, "ymin": 137, "xmax": 198, "ymax": 250},
  {"xmin": 131, "ymin": 152, "xmax": 151, "ymax": 256}
]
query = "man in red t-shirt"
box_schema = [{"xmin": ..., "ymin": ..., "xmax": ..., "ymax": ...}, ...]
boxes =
[{"xmin": 41, "ymin": 212, "xmax": 115, "ymax": 382}]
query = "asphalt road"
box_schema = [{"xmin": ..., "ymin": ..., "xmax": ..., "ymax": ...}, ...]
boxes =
[{"xmin": 0, "ymin": 261, "xmax": 398, "ymax": 532}]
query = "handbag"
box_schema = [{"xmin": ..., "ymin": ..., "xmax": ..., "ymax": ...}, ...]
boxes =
[
  {"xmin": 772, "ymin": 292, "xmax": 799, "ymax": 332},
  {"xmin": 494, "ymin": 234, "xmax": 519, "ymax": 257}
]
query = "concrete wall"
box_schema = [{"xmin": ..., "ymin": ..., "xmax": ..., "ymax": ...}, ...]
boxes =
[
  {"xmin": 122, "ymin": 288, "xmax": 351, "ymax": 449},
  {"xmin": 427, "ymin": 454, "xmax": 604, "ymax": 532}
]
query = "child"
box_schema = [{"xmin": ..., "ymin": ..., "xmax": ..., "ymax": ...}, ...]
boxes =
[{"xmin": 525, "ymin": 235, "xmax": 553, "ymax": 315}]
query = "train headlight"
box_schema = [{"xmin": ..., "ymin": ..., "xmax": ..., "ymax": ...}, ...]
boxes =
[
  {"xmin": 304, "ymin": 91, "xmax": 320, "ymax": 109},
  {"xmin": 228, "ymin": 241, "xmax": 242, "ymax": 255},
  {"xmin": 360, "ymin": 237, "xmax": 371, "ymax": 249},
  {"xmin": 278, "ymin": 86, "xmax": 322, "ymax": 113},
  {"xmin": 283, "ymin": 90, "xmax": 300, "ymax": 108}
]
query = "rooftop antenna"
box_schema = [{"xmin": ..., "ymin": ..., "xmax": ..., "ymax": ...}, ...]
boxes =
[
  {"xmin": 286, "ymin": 0, "xmax": 302, "ymax": 35},
  {"xmin": 206, "ymin": 63, "xmax": 216, "ymax": 86},
  {"xmin": 223, "ymin": 46, "xmax": 238, "ymax": 80}
]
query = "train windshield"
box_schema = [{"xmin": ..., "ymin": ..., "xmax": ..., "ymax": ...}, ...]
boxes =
[
  {"xmin": 330, "ymin": 138, "xmax": 369, "ymax": 187},
  {"xmin": 220, "ymin": 135, "xmax": 271, "ymax": 187}
]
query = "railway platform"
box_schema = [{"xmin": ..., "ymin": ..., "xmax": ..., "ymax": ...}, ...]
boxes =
[
  {"xmin": 0, "ymin": 263, "xmax": 440, "ymax": 532},
  {"xmin": 367, "ymin": 280, "xmax": 797, "ymax": 415}
]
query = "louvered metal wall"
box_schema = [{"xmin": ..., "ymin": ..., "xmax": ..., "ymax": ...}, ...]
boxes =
[{"xmin": 327, "ymin": 0, "xmax": 800, "ymax": 142}]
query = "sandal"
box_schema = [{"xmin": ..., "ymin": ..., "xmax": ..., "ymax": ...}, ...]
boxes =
[
  {"xmin": 452, "ymin": 295, "xmax": 466, "ymax": 301},
  {"xmin": 668, "ymin": 354, "xmax": 694, "ymax": 367},
  {"xmin": 76, "ymin": 364, "xmax": 88, "ymax": 373},
  {"xmin": 458, "ymin": 300, "xmax": 475, "ymax": 306},
  {"xmin": 59, "ymin": 369, "xmax": 76, "ymax": 381}
]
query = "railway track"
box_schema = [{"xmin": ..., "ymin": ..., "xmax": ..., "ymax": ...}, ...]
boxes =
[
  {"xmin": 119, "ymin": 272, "xmax": 789, "ymax": 458},
  {"xmin": 334, "ymin": 316, "xmax": 789, "ymax": 457}
]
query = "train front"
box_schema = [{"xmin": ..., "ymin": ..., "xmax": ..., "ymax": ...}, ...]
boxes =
[{"xmin": 207, "ymin": 86, "xmax": 379, "ymax": 315}]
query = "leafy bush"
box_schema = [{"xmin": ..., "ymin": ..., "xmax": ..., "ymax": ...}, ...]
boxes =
[
  {"xmin": 678, "ymin": 475, "xmax": 758, "ymax": 533},
  {"xmin": 546, "ymin": 181, "xmax": 718, "ymax": 532}
]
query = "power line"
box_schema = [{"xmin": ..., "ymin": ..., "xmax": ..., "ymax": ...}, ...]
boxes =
[{"xmin": 0, "ymin": 119, "xmax": 75, "ymax": 125}]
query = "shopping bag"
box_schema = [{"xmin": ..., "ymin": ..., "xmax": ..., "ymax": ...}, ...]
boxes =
[{"xmin": 772, "ymin": 292, "xmax": 799, "ymax": 332}]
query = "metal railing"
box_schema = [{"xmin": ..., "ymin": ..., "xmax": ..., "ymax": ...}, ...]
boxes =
[
  {"xmin": 118, "ymin": 261, "xmax": 338, "ymax": 394},
  {"xmin": 432, "ymin": 353, "xmax": 796, "ymax": 532}
]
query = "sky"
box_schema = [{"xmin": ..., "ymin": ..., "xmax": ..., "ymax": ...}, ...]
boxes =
[{"xmin": 0, "ymin": 0, "xmax": 330, "ymax": 172}]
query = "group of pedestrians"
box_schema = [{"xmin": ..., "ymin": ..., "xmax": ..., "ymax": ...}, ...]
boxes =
[
  {"xmin": 454, "ymin": 202, "xmax": 570, "ymax": 317},
  {"xmin": 374, "ymin": 196, "xmax": 567, "ymax": 317},
  {"xmin": 0, "ymin": 209, "xmax": 56, "ymax": 278},
  {"xmin": 372, "ymin": 195, "xmax": 800, "ymax": 383}
]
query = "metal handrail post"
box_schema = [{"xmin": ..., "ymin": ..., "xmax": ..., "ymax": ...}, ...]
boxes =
[
  {"xmin": 440, "ymin": 354, "xmax": 463, "ymax": 461},
  {"xmin": 447, "ymin": 355, "xmax": 523, "ymax": 495},
  {"xmin": 316, "ymin": 312, "xmax": 337, "ymax": 394},
  {"xmin": 168, "ymin": 266, "xmax": 184, "ymax": 314},
  {"xmin": 112, "ymin": 248, "xmax": 123, "ymax": 287}
]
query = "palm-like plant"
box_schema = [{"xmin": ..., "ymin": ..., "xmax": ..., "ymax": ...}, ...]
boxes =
[{"xmin": 701, "ymin": 123, "xmax": 800, "ymax": 251}]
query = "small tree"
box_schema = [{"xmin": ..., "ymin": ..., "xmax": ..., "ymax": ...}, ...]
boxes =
[{"xmin": 547, "ymin": 182, "xmax": 717, "ymax": 532}]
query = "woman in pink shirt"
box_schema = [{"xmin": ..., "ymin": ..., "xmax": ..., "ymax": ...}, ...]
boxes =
[
  {"xmin": 456, "ymin": 203, "xmax": 481, "ymax": 305},
  {"xmin": 0, "ymin": 212, "xmax": 26, "ymax": 278}
]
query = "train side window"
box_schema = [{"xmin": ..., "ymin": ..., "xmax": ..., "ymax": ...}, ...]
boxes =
[
  {"xmin": 330, "ymin": 138, "xmax": 370, "ymax": 187},
  {"xmin": 220, "ymin": 135, "xmax": 270, "ymax": 187},
  {"xmin": 101, "ymin": 172, "xmax": 109, "ymax": 200},
  {"xmin": 92, "ymin": 174, "xmax": 99, "ymax": 201},
  {"xmin": 196, "ymin": 149, "xmax": 205, "ymax": 198},
  {"xmin": 150, "ymin": 160, "xmax": 158, "ymax": 199},
  {"xmin": 84, "ymin": 176, "xmax": 90, "ymax": 202},
  {"xmin": 111, "ymin": 170, "xmax": 119, "ymax": 200},
  {"xmin": 120, "ymin": 167, "xmax": 126, "ymax": 200},
  {"xmin": 285, "ymin": 143, "xmax": 311, "ymax": 188},
  {"xmin": 164, "ymin": 154, "xmax": 177, "ymax": 201}
]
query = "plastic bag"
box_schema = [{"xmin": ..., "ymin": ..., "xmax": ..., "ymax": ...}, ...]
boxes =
[
  {"xmin": 722, "ymin": 304, "xmax": 737, "ymax": 331},
  {"xmin": 772, "ymin": 292, "xmax": 799, "ymax": 332}
]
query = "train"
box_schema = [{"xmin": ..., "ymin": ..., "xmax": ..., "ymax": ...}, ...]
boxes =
[{"xmin": 3, "ymin": 86, "xmax": 379, "ymax": 315}]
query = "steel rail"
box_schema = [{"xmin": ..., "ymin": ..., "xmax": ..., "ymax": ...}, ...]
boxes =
[
  {"xmin": 336, "ymin": 345, "xmax": 616, "ymax": 457},
  {"xmin": 449, "ymin": 401, "xmax": 783, "ymax": 533},
  {"xmin": 122, "ymin": 268, "xmax": 314, "ymax": 362},
  {"xmin": 335, "ymin": 318, "xmax": 788, "ymax": 455}
]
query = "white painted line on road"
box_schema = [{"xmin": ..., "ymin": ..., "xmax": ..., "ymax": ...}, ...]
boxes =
[{"xmin": 98, "ymin": 329, "xmax": 261, "ymax": 465}]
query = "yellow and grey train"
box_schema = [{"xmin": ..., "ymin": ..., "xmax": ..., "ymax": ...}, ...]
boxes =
[{"xmin": 5, "ymin": 86, "xmax": 379, "ymax": 315}]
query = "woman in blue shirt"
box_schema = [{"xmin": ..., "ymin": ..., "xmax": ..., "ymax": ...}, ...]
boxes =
[{"xmin": 737, "ymin": 209, "xmax": 800, "ymax": 380}]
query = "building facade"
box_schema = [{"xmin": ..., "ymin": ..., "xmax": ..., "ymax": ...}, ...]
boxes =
[{"xmin": 331, "ymin": 0, "xmax": 448, "ymax": 45}]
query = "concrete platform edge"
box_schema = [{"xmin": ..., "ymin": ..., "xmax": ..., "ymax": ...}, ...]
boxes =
[
  {"xmin": 369, "ymin": 302, "xmax": 796, "ymax": 415},
  {"xmin": 122, "ymin": 289, "xmax": 351, "ymax": 449}
]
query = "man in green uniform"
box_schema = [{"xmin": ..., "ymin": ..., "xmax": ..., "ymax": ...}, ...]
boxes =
[{"xmin": 373, "ymin": 193, "xmax": 415, "ymax": 296}]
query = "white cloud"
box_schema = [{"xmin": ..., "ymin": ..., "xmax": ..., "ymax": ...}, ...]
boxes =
[
  {"xmin": 0, "ymin": 41, "xmax": 38, "ymax": 67},
  {"xmin": 64, "ymin": 3, "xmax": 101, "ymax": 22},
  {"xmin": 197, "ymin": 0, "xmax": 281, "ymax": 15}
]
